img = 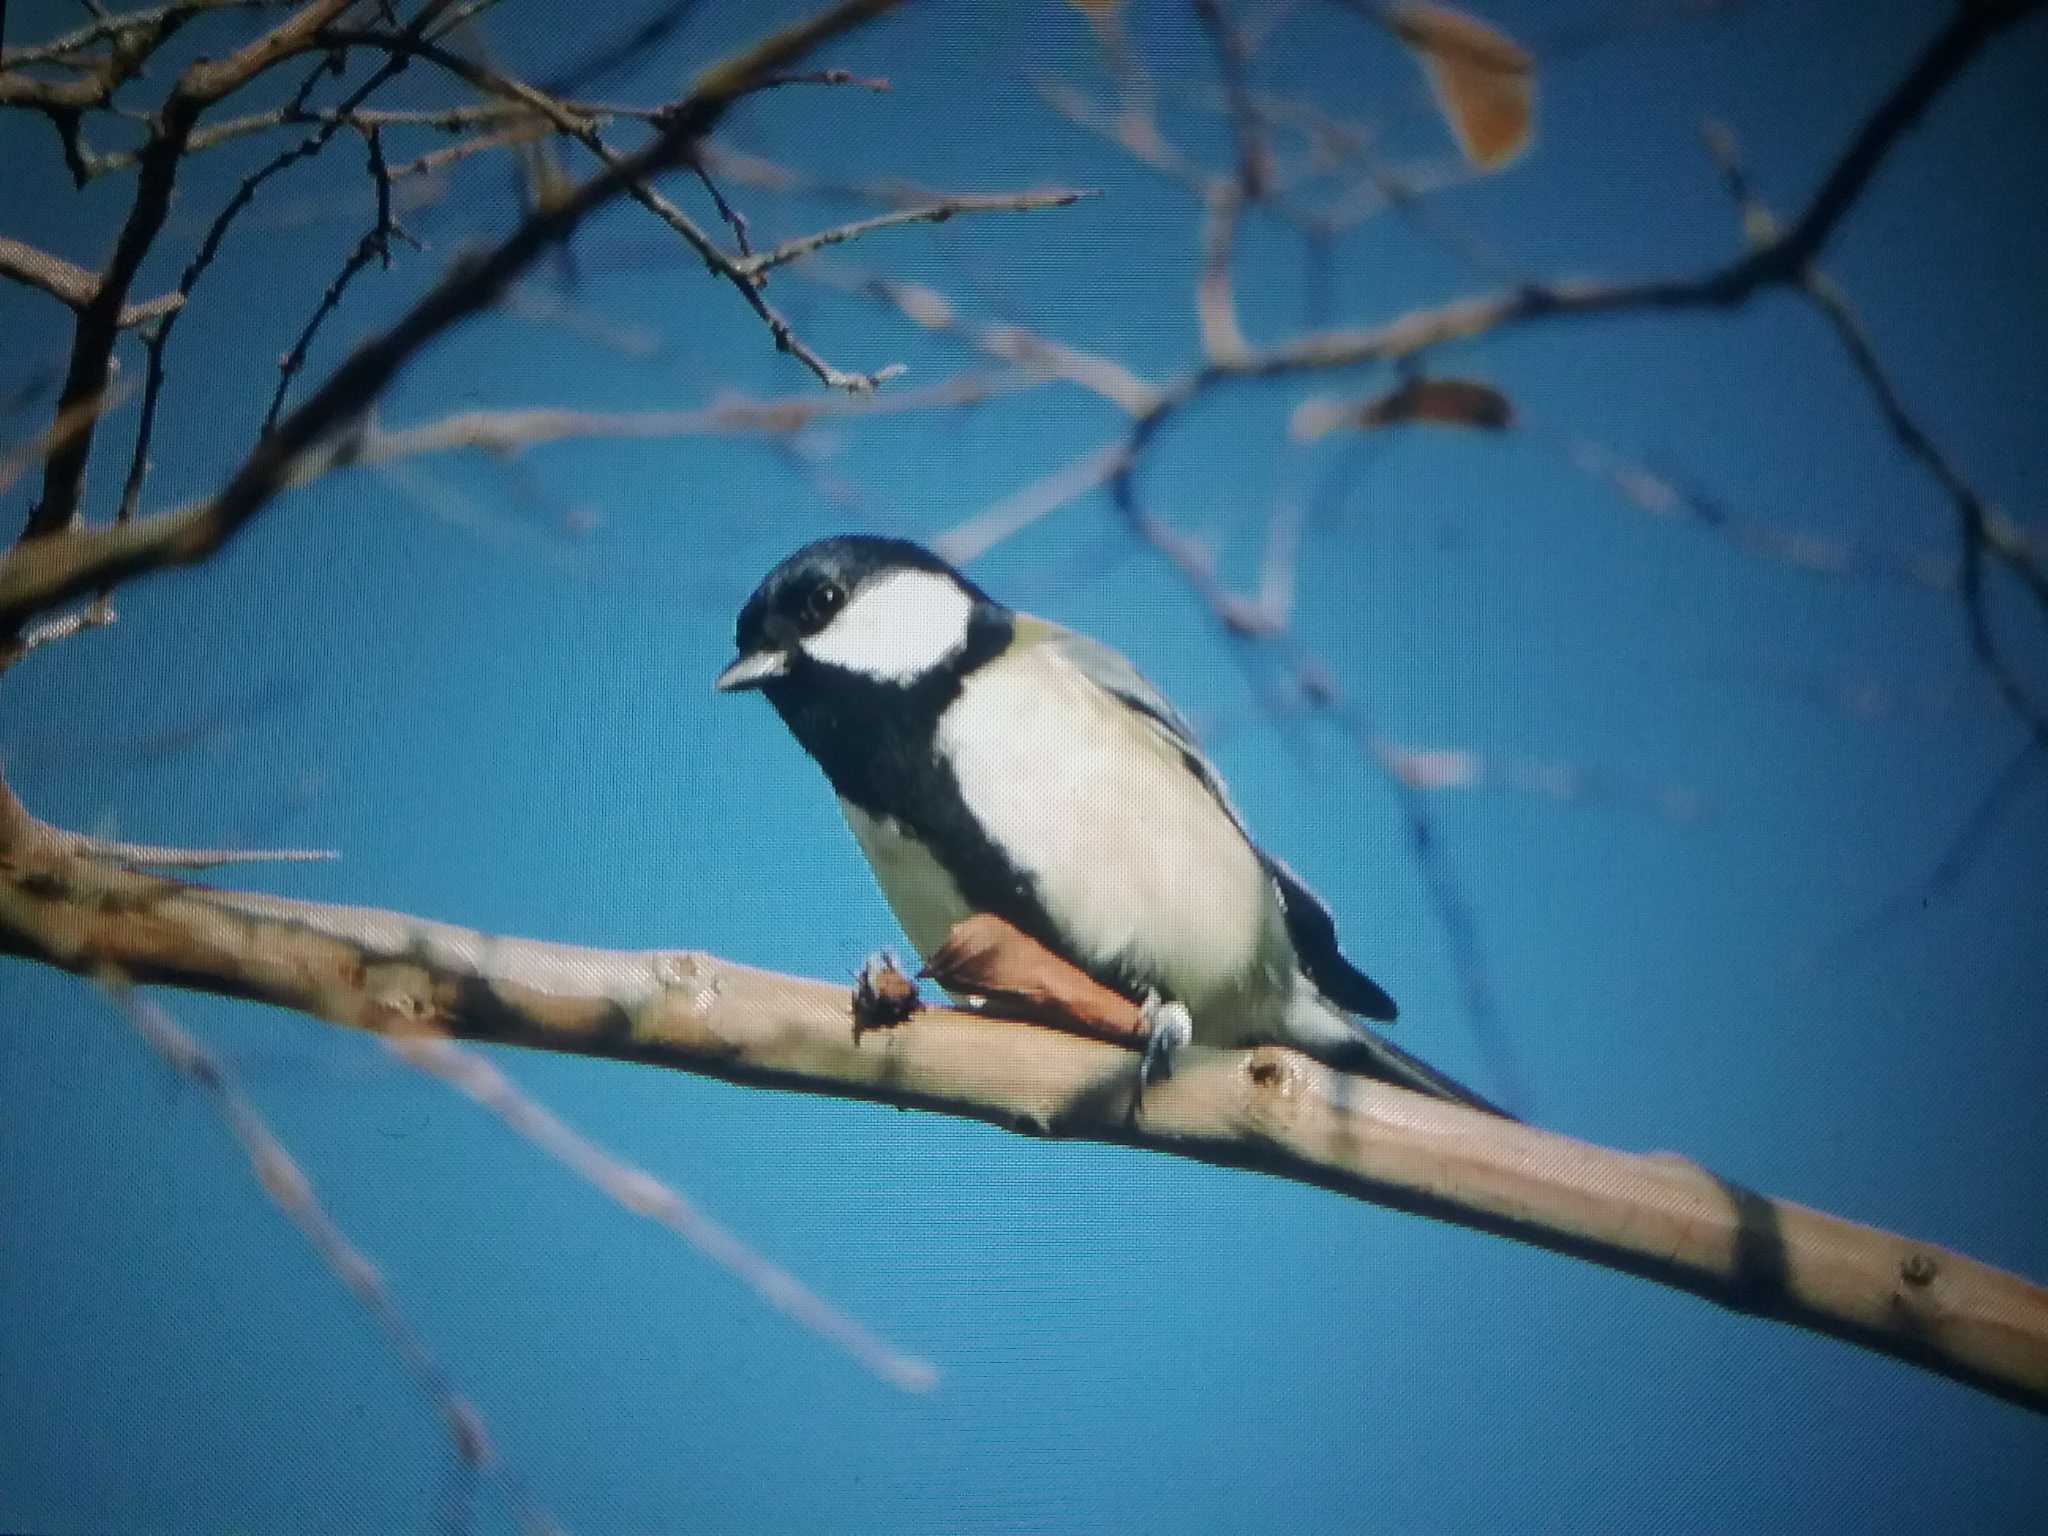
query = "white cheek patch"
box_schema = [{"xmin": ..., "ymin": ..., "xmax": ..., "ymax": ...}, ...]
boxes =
[{"xmin": 800, "ymin": 569, "xmax": 974, "ymax": 683}]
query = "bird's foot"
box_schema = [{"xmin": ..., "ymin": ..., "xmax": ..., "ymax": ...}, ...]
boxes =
[
  {"xmin": 851, "ymin": 950, "xmax": 922, "ymax": 1038},
  {"xmin": 1138, "ymin": 992, "xmax": 1193, "ymax": 1084}
]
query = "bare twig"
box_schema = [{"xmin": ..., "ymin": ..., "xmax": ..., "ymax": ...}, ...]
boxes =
[
  {"xmin": 0, "ymin": 379, "xmax": 132, "ymax": 502},
  {"xmin": 22, "ymin": 0, "xmax": 367, "ymax": 543},
  {"xmin": 1195, "ymin": 177, "xmax": 1249, "ymax": 360},
  {"xmin": 1826, "ymin": 735, "xmax": 2048, "ymax": 955},
  {"xmin": 0, "ymin": 0, "xmax": 910, "ymax": 627},
  {"xmin": 734, "ymin": 189, "xmax": 1096, "ymax": 279},
  {"xmin": 1104, "ymin": 429, "xmax": 1521, "ymax": 1100},
  {"xmin": 56, "ymin": 828, "xmax": 337, "ymax": 869},
  {"xmin": 310, "ymin": 25, "xmax": 912, "ymax": 390},
  {"xmin": 264, "ymin": 125, "xmax": 417, "ymax": 432},
  {"xmin": 334, "ymin": 371, "xmax": 1024, "ymax": 468},
  {"xmin": 933, "ymin": 440, "xmax": 1129, "ymax": 565},
  {"xmin": 841, "ymin": 269, "xmax": 1159, "ymax": 413},
  {"xmin": 1034, "ymin": 76, "xmax": 1206, "ymax": 193},
  {"xmin": 539, "ymin": 0, "xmax": 706, "ymax": 96},
  {"xmin": 386, "ymin": 1029, "xmax": 939, "ymax": 1392},
  {"xmin": 110, "ymin": 1, "xmax": 467, "ymax": 534},
  {"xmin": 1700, "ymin": 118, "xmax": 2046, "ymax": 740},
  {"xmin": 100, "ymin": 983, "xmax": 554, "ymax": 1535},
  {"xmin": 83, "ymin": 98, "xmax": 669, "ymax": 178},
  {"xmin": 0, "ymin": 236, "xmax": 183, "ymax": 325},
  {"xmin": 751, "ymin": 67, "xmax": 890, "ymax": 92},
  {"xmin": 0, "ymin": 597, "xmax": 116, "ymax": 671},
  {"xmin": 1, "ymin": 0, "xmax": 274, "ymax": 69},
  {"xmin": 1191, "ymin": 0, "xmax": 1271, "ymax": 197},
  {"xmin": 386, "ymin": 117, "xmax": 546, "ymax": 179},
  {"xmin": 687, "ymin": 153, "xmax": 754, "ymax": 256}
]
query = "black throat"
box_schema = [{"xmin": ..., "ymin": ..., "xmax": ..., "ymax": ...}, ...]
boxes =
[
  {"xmin": 762, "ymin": 604, "xmax": 1003, "ymax": 813},
  {"xmin": 759, "ymin": 608, "xmax": 1088, "ymax": 974}
]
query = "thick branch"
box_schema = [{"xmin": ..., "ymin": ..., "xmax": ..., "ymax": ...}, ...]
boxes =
[{"xmin": 2, "ymin": 782, "xmax": 2042, "ymax": 1415}]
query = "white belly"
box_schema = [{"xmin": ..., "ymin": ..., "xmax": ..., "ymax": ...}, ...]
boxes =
[{"xmin": 934, "ymin": 645, "xmax": 1283, "ymax": 1021}]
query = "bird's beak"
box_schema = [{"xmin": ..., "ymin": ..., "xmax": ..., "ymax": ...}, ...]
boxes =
[{"xmin": 714, "ymin": 649, "xmax": 790, "ymax": 692}]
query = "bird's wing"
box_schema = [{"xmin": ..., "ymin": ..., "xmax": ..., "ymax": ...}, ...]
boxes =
[
  {"xmin": 1027, "ymin": 618, "xmax": 1244, "ymax": 817},
  {"xmin": 1265, "ymin": 855, "xmax": 1398, "ymax": 1021},
  {"xmin": 1029, "ymin": 619, "xmax": 1399, "ymax": 1023}
]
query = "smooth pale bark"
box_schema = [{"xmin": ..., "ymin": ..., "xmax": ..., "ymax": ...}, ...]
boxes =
[{"xmin": 2, "ymin": 780, "xmax": 2043, "ymax": 1415}]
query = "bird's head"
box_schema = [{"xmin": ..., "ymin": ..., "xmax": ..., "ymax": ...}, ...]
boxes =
[{"xmin": 715, "ymin": 535, "xmax": 999, "ymax": 695}]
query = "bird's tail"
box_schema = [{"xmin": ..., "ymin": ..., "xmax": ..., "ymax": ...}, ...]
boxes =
[{"xmin": 1313, "ymin": 1028, "xmax": 1516, "ymax": 1119}]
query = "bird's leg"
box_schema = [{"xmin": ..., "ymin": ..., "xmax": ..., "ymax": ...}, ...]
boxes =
[
  {"xmin": 1124, "ymin": 991, "xmax": 1194, "ymax": 1124},
  {"xmin": 1138, "ymin": 991, "xmax": 1193, "ymax": 1084},
  {"xmin": 851, "ymin": 950, "xmax": 923, "ymax": 1039},
  {"xmin": 920, "ymin": 914, "xmax": 1146, "ymax": 1039}
]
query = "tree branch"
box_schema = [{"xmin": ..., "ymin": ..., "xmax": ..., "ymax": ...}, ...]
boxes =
[
  {"xmin": 0, "ymin": 0, "xmax": 277, "ymax": 71},
  {"xmin": 102, "ymin": 983, "xmax": 543, "ymax": 1531},
  {"xmin": 2, "ymin": 776, "xmax": 2043, "ymax": 1415},
  {"xmin": 1698, "ymin": 118, "xmax": 2048, "ymax": 740},
  {"xmin": 22, "ymin": 0, "xmax": 364, "ymax": 541},
  {"xmin": 0, "ymin": 0, "xmax": 909, "ymax": 628},
  {"xmin": 0, "ymin": 235, "xmax": 183, "ymax": 325},
  {"xmin": 307, "ymin": 24, "xmax": 914, "ymax": 391},
  {"xmin": 733, "ymin": 189, "xmax": 1097, "ymax": 279}
]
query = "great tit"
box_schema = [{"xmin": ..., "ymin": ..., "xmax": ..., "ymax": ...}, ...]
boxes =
[{"xmin": 716, "ymin": 534, "xmax": 1504, "ymax": 1114}]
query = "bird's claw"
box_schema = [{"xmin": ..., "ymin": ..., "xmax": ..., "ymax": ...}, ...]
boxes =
[
  {"xmin": 1138, "ymin": 992, "xmax": 1193, "ymax": 1084},
  {"xmin": 851, "ymin": 950, "xmax": 922, "ymax": 1037}
]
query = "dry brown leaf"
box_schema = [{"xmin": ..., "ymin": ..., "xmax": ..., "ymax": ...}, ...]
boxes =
[
  {"xmin": 1386, "ymin": 3, "xmax": 1534, "ymax": 170},
  {"xmin": 921, "ymin": 914, "xmax": 1146, "ymax": 1039},
  {"xmin": 1359, "ymin": 375, "xmax": 1515, "ymax": 430},
  {"xmin": 1292, "ymin": 378, "xmax": 1513, "ymax": 439}
]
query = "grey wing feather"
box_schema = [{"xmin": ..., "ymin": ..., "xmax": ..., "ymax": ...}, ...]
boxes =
[
  {"xmin": 1041, "ymin": 625, "xmax": 1259, "ymax": 835},
  {"xmin": 1266, "ymin": 856, "xmax": 1398, "ymax": 1021},
  {"xmin": 1042, "ymin": 626, "xmax": 1209, "ymax": 757},
  {"xmin": 1040, "ymin": 623, "xmax": 1399, "ymax": 1023}
]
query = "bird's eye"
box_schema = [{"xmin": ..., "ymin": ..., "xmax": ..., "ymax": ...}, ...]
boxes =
[{"xmin": 800, "ymin": 580, "xmax": 846, "ymax": 631}]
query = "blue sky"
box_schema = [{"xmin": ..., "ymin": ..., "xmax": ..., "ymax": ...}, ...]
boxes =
[{"xmin": 3, "ymin": 1, "xmax": 2045, "ymax": 1531}]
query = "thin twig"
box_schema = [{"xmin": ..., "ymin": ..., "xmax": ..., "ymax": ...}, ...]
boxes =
[
  {"xmin": 1, "ymin": 0, "xmax": 271, "ymax": 68},
  {"xmin": 0, "ymin": 0, "xmax": 910, "ymax": 627},
  {"xmin": 1825, "ymin": 734, "xmax": 2048, "ymax": 956},
  {"xmin": 688, "ymin": 153, "xmax": 753, "ymax": 257},
  {"xmin": 0, "ymin": 378, "xmax": 133, "ymax": 501},
  {"xmin": 123, "ymin": 2, "xmax": 467, "ymax": 525},
  {"xmin": 836, "ymin": 267, "xmax": 1160, "ymax": 413},
  {"xmin": 57, "ymin": 828, "xmax": 337, "ymax": 869},
  {"xmin": 933, "ymin": 440, "xmax": 1129, "ymax": 565},
  {"xmin": 1195, "ymin": 177, "xmax": 1249, "ymax": 360},
  {"xmin": 734, "ymin": 189, "xmax": 1096, "ymax": 279},
  {"xmin": 21, "ymin": 0, "xmax": 367, "ymax": 543},
  {"xmin": 1191, "ymin": 0, "xmax": 1271, "ymax": 197},
  {"xmin": 264, "ymin": 125, "xmax": 416, "ymax": 432},
  {"xmin": 751, "ymin": 66, "xmax": 890, "ymax": 91},
  {"xmin": 314, "ymin": 25, "xmax": 910, "ymax": 390},
  {"xmin": 100, "ymin": 982, "xmax": 556, "ymax": 1535},
  {"xmin": 0, "ymin": 597, "xmax": 116, "ymax": 672},
  {"xmin": 1700, "ymin": 119, "xmax": 2046, "ymax": 740},
  {"xmin": 0, "ymin": 236, "xmax": 183, "ymax": 324},
  {"xmin": 385, "ymin": 1028, "xmax": 939, "ymax": 1392}
]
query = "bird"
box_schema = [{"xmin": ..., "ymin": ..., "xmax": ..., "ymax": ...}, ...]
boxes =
[{"xmin": 715, "ymin": 533, "xmax": 1505, "ymax": 1114}]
